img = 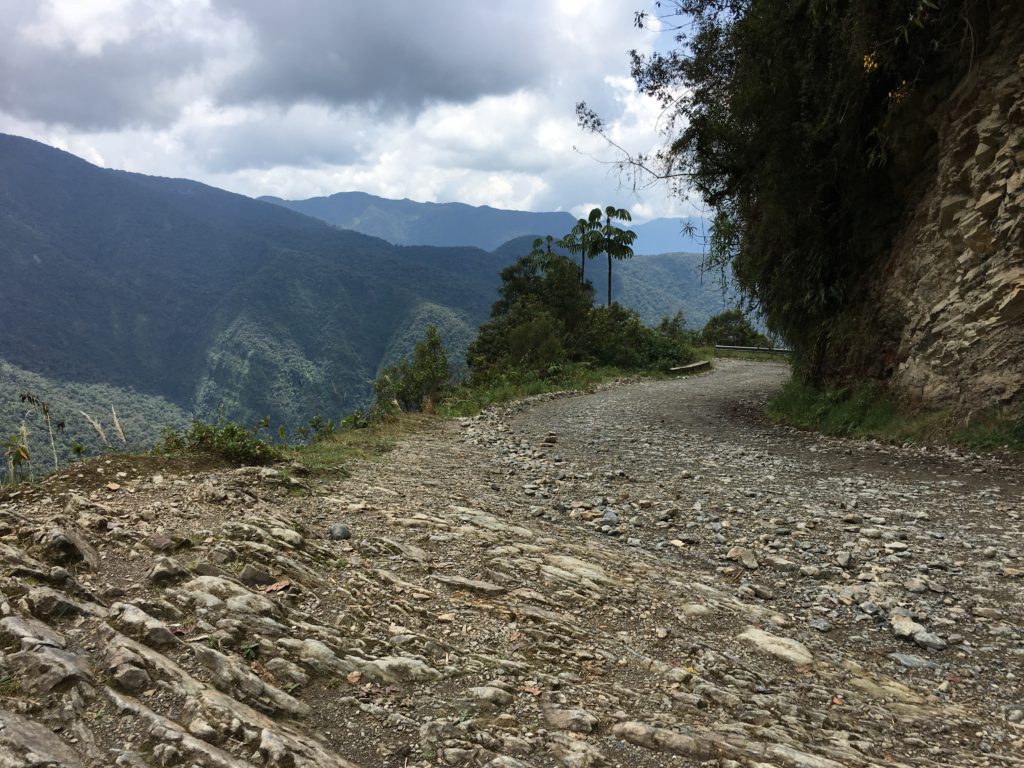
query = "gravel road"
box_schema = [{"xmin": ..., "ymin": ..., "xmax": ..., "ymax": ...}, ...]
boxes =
[{"xmin": 1, "ymin": 359, "xmax": 1021, "ymax": 768}]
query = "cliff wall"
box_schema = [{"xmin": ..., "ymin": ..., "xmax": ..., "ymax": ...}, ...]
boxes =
[{"xmin": 879, "ymin": 12, "xmax": 1023, "ymax": 412}]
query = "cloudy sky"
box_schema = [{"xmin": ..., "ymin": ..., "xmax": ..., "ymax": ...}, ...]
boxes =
[{"xmin": 0, "ymin": 0, "xmax": 697, "ymax": 221}]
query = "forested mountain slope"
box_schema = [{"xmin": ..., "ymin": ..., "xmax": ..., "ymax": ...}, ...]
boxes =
[
  {"xmin": 0, "ymin": 134, "xmax": 501, "ymax": 439},
  {"xmin": 0, "ymin": 134, "xmax": 728, "ymax": 450}
]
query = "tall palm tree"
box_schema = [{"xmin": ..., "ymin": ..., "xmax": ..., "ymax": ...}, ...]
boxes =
[
  {"xmin": 596, "ymin": 206, "xmax": 636, "ymax": 307},
  {"xmin": 557, "ymin": 209, "xmax": 602, "ymax": 285}
]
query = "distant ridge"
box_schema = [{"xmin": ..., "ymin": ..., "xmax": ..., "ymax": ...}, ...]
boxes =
[{"xmin": 261, "ymin": 191, "xmax": 708, "ymax": 254}]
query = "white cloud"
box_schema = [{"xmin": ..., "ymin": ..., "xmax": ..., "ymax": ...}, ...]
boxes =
[{"xmin": 0, "ymin": 1, "xmax": 698, "ymax": 221}]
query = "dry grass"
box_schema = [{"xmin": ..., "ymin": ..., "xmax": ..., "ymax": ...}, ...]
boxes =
[
  {"xmin": 291, "ymin": 413, "xmax": 437, "ymax": 472},
  {"xmin": 80, "ymin": 410, "xmax": 109, "ymax": 447},
  {"xmin": 111, "ymin": 406, "xmax": 127, "ymax": 445}
]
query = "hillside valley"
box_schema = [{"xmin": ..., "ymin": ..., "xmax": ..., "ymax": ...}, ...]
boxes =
[{"xmin": 0, "ymin": 134, "xmax": 727, "ymax": 455}]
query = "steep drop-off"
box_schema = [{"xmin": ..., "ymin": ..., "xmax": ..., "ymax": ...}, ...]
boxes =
[
  {"xmin": 0, "ymin": 135, "xmax": 729, "ymax": 448},
  {"xmin": 0, "ymin": 134, "xmax": 504, "ymax": 435}
]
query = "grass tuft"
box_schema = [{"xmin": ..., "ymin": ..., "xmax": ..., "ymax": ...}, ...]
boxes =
[
  {"xmin": 438, "ymin": 364, "xmax": 641, "ymax": 417},
  {"xmin": 768, "ymin": 377, "xmax": 1024, "ymax": 453},
  {"xmin": 291, "ymin": 413, "xmax": 435, "ymax": 471}
]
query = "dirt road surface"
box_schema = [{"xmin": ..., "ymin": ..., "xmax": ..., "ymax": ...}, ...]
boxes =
[{"xmin": 1, "ymin": 360, "xmax": 1021, "ymax": 767}]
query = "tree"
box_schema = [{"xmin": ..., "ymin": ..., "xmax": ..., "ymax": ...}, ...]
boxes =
[
  {"xmin": 699, "ymin": 309, "xmax": 769, "ymax": 347},
  {"xmin": 491, "ymin": 244, "xmax": 592, "ymax": 334},
  {"xmin": 374, "ymin": 325, "xmax": 450, "ymax": 412},
  {"xmin": 469, "ymin": 247, "xmax": 593, "ymax": 378},
  {"xmin": 593, "ymin": 206, "xmax": 636, "ymax": 307},
  {"xmin": 556, "ymin": 211, "xmax": 601, "ymax": 285},
  {"xmin": 577, "ymin": 0, "xmax": 980, "ymax": 380},
  {"xmin": 468, "ymin": 232, "xmax": 694, "ymax": 378}
]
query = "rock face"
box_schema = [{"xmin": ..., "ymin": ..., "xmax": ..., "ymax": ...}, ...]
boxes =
[
  {"xmin": 0, "ymin": 363, "xmax": 1021, "ymax": 767},
  {"xmin": 876, "ymin": 9, "xmax": 1024, "ymax": 409}
]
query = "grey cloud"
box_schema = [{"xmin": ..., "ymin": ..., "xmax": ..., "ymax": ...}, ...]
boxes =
[
  {"xmin": 179, "ymin": 109, "xmax": 364, "ymax": 172},
  {"xmin": 212, "ymin": 0, "xmax": 558, "ymax": 111},
  {"xmin": 0, "ymin": 4, "xmax": 215, "ymax": 130},
  {"xmin": 0, "ymin": 0, "xmax": 642, "ymax": 133}
]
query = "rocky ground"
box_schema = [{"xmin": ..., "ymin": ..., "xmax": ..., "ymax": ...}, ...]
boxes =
[{"xmin": 1, "ymin": 359, "xmax": 1022, "ymax": 768}]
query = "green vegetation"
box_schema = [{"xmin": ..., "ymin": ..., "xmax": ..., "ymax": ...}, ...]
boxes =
[
  {"xmin": 294, "ymin": 219, "xmax": 708, "ymax": 468},
  {"xmin": 0, "ymin": 358, "xmax": 190, "ymax": 473},
  {"xmin": 697, "ymin": 309, "xmax": 770, "ymax": 348},
  {"xmin": 467, "ymin": 222, "xmax": 694, "ymax": 385},
  {"xmin": 160, "ymin": 418, "xmax": 282, "ymax": 466},
  {"xmin": 768, "ymin": 378, "xmax": 1024, "ymax": 452},
  {"xmin": 557, "ymin": 207, "xmax": 637, "ymax": 306},
  {"xmin": 291, "ymin": 413, "xmax": 434, "ymax": 471},
  {"xmin": 374, "ymin": 325, "xmax": 450, "ymax": 414},
  {"xmin": 614, "ymin": 252, "xmax": 736, "ymax": 328},
  {"xmin": 581, "ymin": 0, "xmax": 984, "ymax": 380},
  {"xmin": 0, "ymin": 135, "xmax": 731, "ymax": 444},
  {"xmin": 440, "ymin": 365, "xmax": 638, "ymax": 417}
]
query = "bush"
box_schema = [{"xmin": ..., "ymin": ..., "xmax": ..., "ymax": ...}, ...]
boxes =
[
  {"xmin": 160, "ymin": 418, "xmax": 281, "ymax": 465},
  {"xmin": 468, "ymin": 250, "xmax": 694, "ymax": 381},
  {"xmin": 468, "ymin": 300, "xmax": 568, "ymax": 381},
  {"xmin": 601, "ymin": 0, "xmax": 983, "ymax": 379},
  {"xmin": 373, "ymin": 325, "xmax": 451, "ymax": 413},
  {"xmin": 698, "ymin": 309, "xmax": 770, "ymax": 347},
  {"xmin": 581, "ymin": 304, "xmax": 692, "ymax": 370}
]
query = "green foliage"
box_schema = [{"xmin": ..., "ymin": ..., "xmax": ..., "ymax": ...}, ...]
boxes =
[
  {"xmin": 594, "ymin": 206, "xmax": 637, "ymax": 307},
  {"xmin": 556, "ymin": 210, "xmax": 602, "ymax": 285},
  {"xmin": 0, "ymin": 136, "xmax": 729, "ymax": 438},
  {"xmin": 557, "ymin": 207, "xmax": 637, "ymax": 306},
  {"xmin": 615, "ymin": 253, "xmax": 734, "ymax": 327},
  {"xmin": 955, "ymin": 411, "xmax": 1024, "ymax": 453},
  {"xmin": 291, "ymin": 413, "xmax": 434, "ymax": 471},
  {"xmin": 584, "ymin": 0, "xmax": 983, "ymax": 379},
  {"xmin": 469, "ymin": 250, "xmax": 593, "ymax": 378},
  {"xmin": 160, "ymin": 418, "xmax": 282, "ymax": 466},
  {"xmin": 768, "ymin": 378, "xmax": 902, "ymax": 437},
  {"xmin": 306, "ymin": 415, "xmax": 337, "ymax": 440},
  {"xmin": 698, "ymin": 309, "xmax": 770, "ymax": 347},
  {"xmin": 340, "ymin": 409, "xmax": 369, "ymax": 431},
  {"xmin": 0, "ymin": 358, "xmax": 190, "ymax": 466},
  {"xmin": 440, "ymin": 364, "xmax": 635, "ymax": 417},
  {"xmin": 373, "ymin": 325, "xmax": 451, "ymax": 413},
  {"xmin": 768, "ymin": 377, "xmax": 1023, "ymax": 453},
  {"xmin": 656, "ymin": 310, "xmax": 695, "ymax": 343},
  {"xmin": 582, "ymin": 304, "xmax": 692, "ymax": 371},
  {"xmin": 378, "ymin": 302, "xmax": 476, "ymax": 380},
  {"xmin": 468, "ymin": 226, "xmax": 694, "ymax": 383}
]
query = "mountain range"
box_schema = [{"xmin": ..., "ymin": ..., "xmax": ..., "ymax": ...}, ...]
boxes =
[
  {"xmin": 0, "ymin": 133, "xmax": 729, "ymax": 456},
  {"xmin": 260, "ymin": 191, "xmax": 709, "ymax": 254}
]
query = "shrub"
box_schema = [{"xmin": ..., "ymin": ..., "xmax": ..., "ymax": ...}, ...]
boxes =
[
  {"xmin": 373, "ymin": 325, "xmax": 451, "ymax": 413},
  {"xmin": 698, "ymin": 309, "xmax": 770, "ymax": 348},
  {"xmin": 468, "ymin": 300, "xmax": 568, "ymax": 381},
  {"xmin": 468, "ymin": 247, "xmax": 694, "ymax": 381},
  {"xmin": 160, "ymin": 418, "xmax": 281, "ymax": 465}
]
